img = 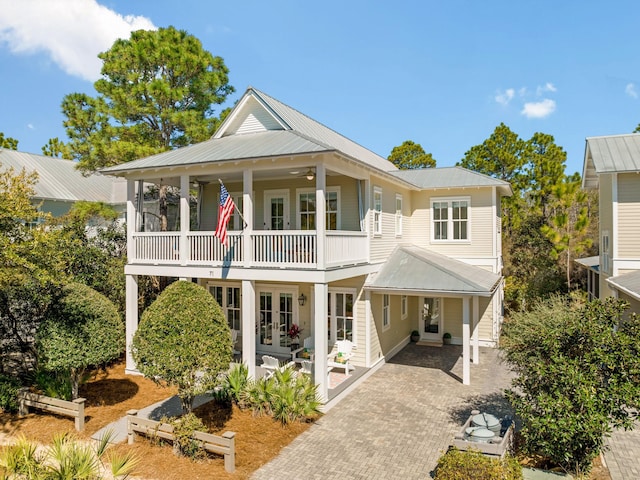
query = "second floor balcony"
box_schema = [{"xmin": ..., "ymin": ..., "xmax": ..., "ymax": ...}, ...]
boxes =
[{"xmin": 130, "ymin": 229, "xmax": 369, "ymax": 270}]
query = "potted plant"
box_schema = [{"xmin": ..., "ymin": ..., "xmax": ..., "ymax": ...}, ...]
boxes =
[
  {"xmin": 288, "ymin": 324, "xmax": 302, "ymax": 350},
  {"xmin": 411, "ymin": 330, "xmax": 420, "ymax": 342},
  {"xmin": 443, "ymin": 332, "xmax": 452, "ymax": 345}
]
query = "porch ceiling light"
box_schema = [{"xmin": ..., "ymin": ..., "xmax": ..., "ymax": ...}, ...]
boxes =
[
  {"xmin": 305, "ymin": 168, "xmax": 315, "ymax": 181},
  {"xmin": 298, "ymin": 293, "xmax": 306, "ymax": 306}
]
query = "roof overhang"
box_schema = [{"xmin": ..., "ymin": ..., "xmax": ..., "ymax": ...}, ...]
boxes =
[
  {"xmin": 574, "ymin": 255, "xmax": 600, "ymax": 273},
  {"xmin": 606, "ymin": 270, "xmax": 640, "ymax": 302}
]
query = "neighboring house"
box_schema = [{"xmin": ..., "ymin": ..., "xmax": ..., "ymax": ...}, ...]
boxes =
[
  {"xmin": 0, "ymin": 148, "xmax": 127, "ymax": 221},
  {"xmin": 581, "ymin": 133, "xmax": 640, "ymax": 313},
  {"xmin": 102, "ymin": 87, "xmax": 512, "ymax": 401}
]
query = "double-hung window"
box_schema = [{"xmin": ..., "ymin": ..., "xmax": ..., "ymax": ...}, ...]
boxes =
[
  {"xmin": 602, "ymin": 231, "xmax": 610, "ymax": 274},
  {"xmin": 373, "ymin": 187, "xmax": 382, "ymax": 235},
  {"xmin": 395, "ymin": 194, "xmax": 403, "ymax": 236},
  {"xmin": 208, "ymin": 284, "xmax": 241, "ymax": 330},
  {"xmin": 327, "ymin": 289, "xmax": 356, "ymax": 343},
  {"xmin": 297, "ymin": 188, "xmax": 340, "ymax": 230},
  {"xmin": 431, "ymin": 197, "xmax": 470, "ymax": 242},
  {"xmin": 382, "ymin": 294, "xmax": 390, "ymax": 330}
]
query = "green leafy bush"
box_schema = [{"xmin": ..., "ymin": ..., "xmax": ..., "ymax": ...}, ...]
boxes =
[
  {"xmin": 33, "ymin": 367, "xmax": 73, "ymax": 400},
  {"xmin": 219, "ymin": 362, "xmax": 249, "ymax": 406},
  {"xmin": 169, "ymin": 413, "xmax": 208, "ymax": 459},
  {"xmin": 435, "ymin": 448, "xmax": 522, "ymax": 480},
  {"xmin": 0, "ymin": 374, "xmax": 21, "ymax": 413}
]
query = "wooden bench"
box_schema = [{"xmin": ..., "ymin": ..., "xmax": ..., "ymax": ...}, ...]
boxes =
[
  {"xmin": 126, "ymin": 409, "xmax": 236, "ymax": 473},
  {"xmin": 18, "ymin": 388, "xmax": 86, "ymax": 432}
]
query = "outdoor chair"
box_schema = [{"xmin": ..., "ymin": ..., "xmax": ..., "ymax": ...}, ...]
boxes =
[
  {"xmin": 291, "ymin": 336, "xmax": 314, "ymax": 363},
  {"xmin": 231, "ymin": 329, "xmax": 240, "ymax": 356},
  {"xmin": 299, "ymin": 360, "xmax": 313, "ymax": 376},
  {"xmin": 260, "ymin": 355, "xmax": 295, "ymax": 379},
  {"xmin": 327, "ymin": 339, "xmax": 356, "ymax": 376}
]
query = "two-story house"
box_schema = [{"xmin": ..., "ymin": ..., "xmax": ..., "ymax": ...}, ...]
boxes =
[
  {"xmin": 581, "ymin": 133, "xmax": 640, "ymax": 314},
  {"xmin": 103, "ymin": 87, "xmax": 511, "ymax": 401}
]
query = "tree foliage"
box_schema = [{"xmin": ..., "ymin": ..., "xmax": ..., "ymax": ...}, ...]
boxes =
[
  {"xmin": 0, "ymin": 132, "xmax": 18, "ymax": 150},
  {"xmin": 41, "ymin": 137, "xmax": 72, "ymax": 159},
  {"xmin": 36, "ymin": 282, "xmax": 125, "ymax": 399},
  {"xmin": 132, "ymin": 281, "xmax": 233, "ymax": 413},
  {"xmin": 388, "ymin": 140, "xmax": 436, "ymax": 169},
  {"xmin": 502, "ymin": 295, "xmax": 640, "ymax": 476}
]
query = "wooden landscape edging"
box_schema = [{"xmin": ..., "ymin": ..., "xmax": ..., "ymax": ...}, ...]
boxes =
[
  {"xmin": 18, "ymin": 388, "xmax": 86, "ymax": 431},
  {"xmin": 126, "ymin": 409, "xmax": 236, "ymax": 473}
]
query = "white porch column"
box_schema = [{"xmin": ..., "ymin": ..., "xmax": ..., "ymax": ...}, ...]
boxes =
[
  {"xmin": 179, "ymin": 175, "xmax": 190, "ymax": 266},
  {"xmin": 462, "ymin": 296, "xmax": 470, "ymax": 385},
  {"xmin": 314, "ymin": 283, "xmax": 329, "ymax": 402},
  {"xmin": 242, "ymin": 280, "xmax": 256, "ymax": 379},
  {"xmin": 364, "ymin": 289, "xmax": 371, "ymax": 368},
  {"xmin": 125, "ymin": 274, "xmax": 139, "ymax": 374},
  {"xmin": 315, "ymin": 164, "xmax": 326, "ymax": 269},
  {"xmin": 243, "ymin": 169, "xmax": 253, "ymax": 267},
  {"xmin": 472, "ymin": 295, "xmax": 480, "ymax": 365},
  {"xmin": 126, "ymin": 180, "xmax": 136, "ymax": 262},
  {"xmin": 363, "ymin": 178, "xmax": 371, "ymax": 262}
]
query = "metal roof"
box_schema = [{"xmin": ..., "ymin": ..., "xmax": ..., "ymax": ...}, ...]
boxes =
[
  {"xmin": 607, "ymin": 270, "xmax": 640, "ymax": 302},
  {"xmin": 364, "ymin": 245, "xmax": 501, "ymax": 297},
  {"xmin": 102, "ymin": 87, "xmax": 396, "ymax": 175},
  {"xmin": 583, "ymin": 133, "xmax": 640, "ymax": 189},
  {"xmin": 574, "ymin": 255, "xmax": 600, "ymax": 272},
  {"xmin": 390, "ymin": 166, "xmax": 513, "ymax": 196},
  {"xmin": 0, "ymin": 148, "xmax": 125, "ymax": 204}
]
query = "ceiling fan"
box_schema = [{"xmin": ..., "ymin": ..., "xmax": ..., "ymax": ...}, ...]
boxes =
[{"xmin": 289, "ymin": 168, "xmax": 315, "ymax": 181}]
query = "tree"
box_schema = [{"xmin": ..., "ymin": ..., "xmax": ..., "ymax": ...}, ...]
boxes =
[
  {"xmin": 61, "ymin": 26, "xmax": 234, "ymax": 230},
  {"xmin": 41, "ymin": 137, "xmax": 72, "ymax": 159},
  {"xmin": 36, "ymin": 282, "xmax": 125, "ymax": 399},
  {"xmin": 524, "ymin": 132, "xmax": 567, "ymax": 216},
  {"xmin": 541, "ymin": 174, "xmax": 593, "ymax": 290},
  {"xmin": 132, "ymin": 281, "xmax": 233, "ymax": 413},
  {"xmin": 502, "ymin": 295, "xmax": 640, "ymax": 477},
  {"xmin": 388, "ymin": 140, "xmax": 436, "ymax": 169},
  {"xmin": 0, "ymin": 132, "xmax": 18, "ymax": 150}
]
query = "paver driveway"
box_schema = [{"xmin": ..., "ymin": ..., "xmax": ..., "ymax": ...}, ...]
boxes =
[{"xmin": 252, "ymin": 344, "xmax": 514, "ymax": 480}]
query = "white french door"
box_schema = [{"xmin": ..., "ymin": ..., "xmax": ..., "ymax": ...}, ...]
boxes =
[
  {"xmin": 421, "ymin": 297, "xmax": 443, "ymax": 342},
  {"xmin": 257, "ymin": 287, "xmax": 297, "ymax": 355},
  {"xmin": 264, "ymin": 190, "xmax": 290, "ymax": 230}
]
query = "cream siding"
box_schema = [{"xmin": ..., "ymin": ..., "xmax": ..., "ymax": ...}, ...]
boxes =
[
  {"xmin": 441, "ymin": 297, "xmax": 494, "ymax": 343},
  {"xmin": 616, "ymin": 173, "xmax": 640, "ymax": 259}
]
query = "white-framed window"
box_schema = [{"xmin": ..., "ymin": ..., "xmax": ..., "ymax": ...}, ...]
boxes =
[
  {"xmin": 328, "ymin": 288, "xmax": 356, "ymax": 344},
  {"xmin": 230, "ymin": 193, "xmax": 243, "ymax": 231},
  {"xmin": 401, "ymin": 295, "xmax": 408, "ymax": 320},
  {"xmin": 395, "ymin": 194, "xmax": 403, "ymax": 236},
  {"xmin": 382, "ymin": 294, "xmax": 390, "ymax": 330},
  {"xmin": 296, "ymin": 188, "xmax": 341, "ymax": 230},
  {"xmin": 431, "ymin": 197, "xmax": 470, "ymax": 242},
  {"xmin": 208, "ymin": 284, "xmax": 241, "ymax": 330},
  {"xmin": 373, "ymin": 187, "xmax": 383, "ymax": 235},
  {"xmin": 602, "ymin": 231, "xmax": 610, "ymax": 274}
]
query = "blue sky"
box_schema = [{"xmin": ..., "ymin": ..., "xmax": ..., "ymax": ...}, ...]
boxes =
[{"xmin": 1, "ymin": 0, "xmax": 639, "ymax": 176}]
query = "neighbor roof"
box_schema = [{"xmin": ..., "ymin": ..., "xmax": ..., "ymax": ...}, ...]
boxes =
[
  {"xmin": 582, "ymin": 133, "xmax": 640, "ymax": 189},
  {"xmin": 574, "ymin": 255, "xmax": 600, "ymax": 272},
  {"xmin": 0, "ymin": 149, "xmax": 124, "ymax": 204},
  {"xmin": 364, "ymin": 245, "xmax": 502, "ymax": 297},
  {"xmin": 391, "ymin": 166, "xmax": 513, "ymax": 196},
  {"xmin": 102, "ymin": 87, "xmax": 395, "ymax": 175},
  {"xmin": 607, "ymin": 270, "xmax": 640, "ymax": 302}
]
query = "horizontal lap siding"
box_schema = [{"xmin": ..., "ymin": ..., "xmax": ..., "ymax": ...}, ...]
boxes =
[
  {"xmin": 369, "ymin": 177, "xmax": 412, "ymax": 262},
  {"xmin": 443, "ymin": 297, "xmax": 494, "ymax": 343},
  {"xmin": 617, "ymin": 173, "xmax": 640, "ymax": 259}
]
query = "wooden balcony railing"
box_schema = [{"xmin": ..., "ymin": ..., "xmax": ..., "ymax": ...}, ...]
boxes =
[{"xmin": 130, "ymin": 230, "xmax": 368, "ymax": 268}]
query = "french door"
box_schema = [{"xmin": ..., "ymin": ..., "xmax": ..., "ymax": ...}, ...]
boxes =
[
  {"xmin": 421, "ymin": 297, "xmax": 442, "ymax": 342},
  {"xmin": 264, "ymin": 190, "xmax": 290, "ymax": 230},
  {"xmin": 257, "ymin": 287, "xmax": 297, "ymax": 355}
]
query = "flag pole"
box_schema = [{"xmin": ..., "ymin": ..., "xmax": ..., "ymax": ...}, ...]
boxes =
[{"xmin": 218, "ymin": 178, "xmax": 248, "ymax": 228}]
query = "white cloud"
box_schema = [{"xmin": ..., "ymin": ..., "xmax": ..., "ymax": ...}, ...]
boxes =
[
  {"xmin": 495, "ymin": 88, "xmax": 515, "ymax": 106},
  {"xmin": 521, "ymin": 99, "xmax": 556, "ymax": 119},
  {"xmin": 536, "ymin": 82, "xmax": 557, "ymax": 95},
  {"xmin": 0, "ymin": 0, "xmax": 156, "ymax": 82},
  {"xmin": 626, "ymin": 83, "xmax": 638, "ymax": 99},
  {"xmin": 27, "ymin": 123, "xmax": 34, "ymax": 130}
]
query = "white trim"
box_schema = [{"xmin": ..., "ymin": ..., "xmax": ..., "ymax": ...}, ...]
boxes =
[
  {"xmin": 263, "ymin": 189, "xmax": 290, "ymax": 230},
  {"xmin": 430, "ymin": 196, "xmax": 471, "ymax": 244},
  {"xmin": 206, "ymin": 282, "xmax": 242, "ymax": 330},
  {"xmin": 420, "ymin": 296, "xmax": 443, "ymax": 341},
  {"xmin": 401, "ymin": 294, "xmax": 408, "ymax": 320},
  {"xmin": 295, "ymin": 186, "xmax": 341, "ymax": 230},
  {"xmin": 327, "ymin": 287, "xmax": 357, "ymax": 345},
  {"xmin": 395, "ymin": 193, "xmax": 403, "ymax": 237},
  {"xmin": 602, "ymin": 230, "xmax": 610, "ymax": 275},
  {"xmin": 364, "ymin": 289, "xmax": 371, "ymax": 368},
  {"xmin": 492, "ymin": 186, "xmax": 498, "ymax": 259},
  {"xmin": 612, "ymin": 260, "xmax": 640, "ymax": 270},
  {"xmin": 612, "ymin": 174, "xmax": 618, "ymax": 275},
  {"xmin": 382, "ymin": 293, "xmax": 390, "ymax": 331},
  {"xmin": 373, "ymin": 186, "xmax": 383, "ymax": 236}
]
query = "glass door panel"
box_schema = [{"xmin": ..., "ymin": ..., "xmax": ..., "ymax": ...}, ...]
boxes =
[
  {"xmin": 279, "ymin": 293, "xmax": 293, "ymax": 348},
  {"xmin": 421, "ymin": 297, "xmax": 442, "ymax": 341},
  {"xmin": 259, "ymin": 292, "xmax": 273, "ymax": 346}
]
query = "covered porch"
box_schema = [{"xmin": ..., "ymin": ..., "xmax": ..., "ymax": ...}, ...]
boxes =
[{"xmin": 364, "ymin": 245, "xmax": 503, "ymax": 386}]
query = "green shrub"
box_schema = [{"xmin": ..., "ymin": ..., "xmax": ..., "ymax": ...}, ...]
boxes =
[
  {"xmin": 0, "ymin": 374, "xmax": 21, "ymax": 413},
  {"xmin": 169, "ymin": 413, "xmax": 208, "ymax": 459},
  {"xmin": 33, "ymin": 367, "xmax": 73, "ymax": 400},
  {"xmin": 219, "ymin": 362, "xmax": 249, "ymax": 406},
  {"xmin": 435, "ymin": 448, "xmax": 523, "ymax": 480}
]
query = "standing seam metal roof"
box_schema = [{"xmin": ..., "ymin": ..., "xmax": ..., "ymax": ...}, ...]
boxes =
[
  {"xmin": 585, "ymin": 134, "xmax": 640, "ymax": 173},
  {"xmin": 390, "ymin": 166, "xmax": 512, "ymax": 194},
  {"xmin": 607, "ymin": 270, "xmax": 640, "ymax": 301}
]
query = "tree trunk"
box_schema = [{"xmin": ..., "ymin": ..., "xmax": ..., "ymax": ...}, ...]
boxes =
[
  {"xmin": 180, "ymin": 393, "xmax": 194, "ymax": 414},
  {"xmin": 71, "ymin": 368, "xmax": 80, "ymax": 399}
]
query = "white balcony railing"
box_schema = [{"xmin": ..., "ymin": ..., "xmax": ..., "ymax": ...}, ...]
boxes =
[{"xmin": 130, "ymin": 230, "xmax": 368, "ymax": 269}]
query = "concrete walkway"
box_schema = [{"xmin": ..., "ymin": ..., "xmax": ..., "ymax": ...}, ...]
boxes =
[{"xmin": 252, "ymin": 344, "xmax": 515, "ymax": 480}]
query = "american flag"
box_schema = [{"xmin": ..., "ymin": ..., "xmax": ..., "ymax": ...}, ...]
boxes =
[{"xmin": 214, "ymin": 181, "xmax": 235, "ymax": 247}]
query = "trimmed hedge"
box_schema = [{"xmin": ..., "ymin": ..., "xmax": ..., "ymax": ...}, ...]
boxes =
[{"xmin": 435, "ymin": 448, "xmax": 522, "ymax": 480}]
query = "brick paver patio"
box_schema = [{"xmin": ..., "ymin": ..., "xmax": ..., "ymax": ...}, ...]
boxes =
[{"xmin": 252, "ymin": 344, "xmax": 515, "ymax": 480}]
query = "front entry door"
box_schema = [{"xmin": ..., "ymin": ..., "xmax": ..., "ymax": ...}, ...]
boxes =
[
  {"xmin": 257, "ymin": 288, "xmax": 296, "ymax": 355},
  {"xmin": 421, "ymin": 297, "xmax": 442, "ymax": 342}
]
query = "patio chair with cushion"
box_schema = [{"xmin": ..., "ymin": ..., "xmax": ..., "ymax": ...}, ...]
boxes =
[
  {"xmin": 327, "ymin": 339, "xmax": 356, "ymax": 376},
  {"xmin": 291, "ymin": 336, "xmax": 315, "ymax": 363}
]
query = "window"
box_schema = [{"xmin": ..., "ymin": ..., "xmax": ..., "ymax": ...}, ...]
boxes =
[
  {"xmin": 383, "ymin": 294, "xmax": 390, "ymax": 330},
  {"xmin": 373, "ymin": 187, "xmax": 382, "ymax": 235},
  {"xmin": 328, "ymin": 289, "xmax": 356, "ymax": 343},
  {"xmin": 230, "ymin": 194, "xmax": 243, "ymax": 231},
  {"xmin": 431, "ymin": 197, "xmax": 470, "ymax": 242},
  {"xmin": 602, "ymin": 231, "xmax": 610, "ymax": 274},
  {"xmin": 395, "ymin": 194, "xmax": 403, "ymax": 236},
  {"xmin": 401, "ymin": 295, "xmax": 408, "ymax": 320},
  {"xmin": 297, "ymin": 188, "xmax": 340, "ymax": 230},
  {"xmin": 208, "ymin": 284, "xmax": 241, "ymax": 330}
]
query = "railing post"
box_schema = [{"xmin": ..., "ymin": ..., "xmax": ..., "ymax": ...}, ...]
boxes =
[
  {"xmin": 222, "ymin": 431, "xmax": 236, "ymax": 473},
  {"xmin": 73, "ymin": 398, "xmax": 86, "ymax": 431},
  {"xmin": 127, "ymin": 409, "xmax": 139, "ymax": 444}
]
